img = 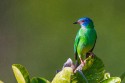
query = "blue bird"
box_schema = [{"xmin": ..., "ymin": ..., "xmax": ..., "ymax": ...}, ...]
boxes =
[{"xmin": 73, "ymin": 17, "xmax": 97, "ymax": 66}]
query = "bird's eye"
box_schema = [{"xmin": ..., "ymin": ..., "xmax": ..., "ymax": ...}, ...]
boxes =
[{"xmin": 82, "ymin": 20, "xmax": 84, "ymax": 22}]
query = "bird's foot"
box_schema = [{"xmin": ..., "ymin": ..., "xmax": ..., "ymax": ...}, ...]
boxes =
[
  {"xmin": 74, "ymin": 64, "xmax": 83, "ymax": 73},
  {"xmin": 86, "ymin": 52, "xmax": 95, "ymax": 58},
  {"xmin": 74, "ymin": 59, "xmax": 86, "ymax": 73}
]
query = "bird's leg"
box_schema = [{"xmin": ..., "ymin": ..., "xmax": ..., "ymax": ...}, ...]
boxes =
[
  {"xmin": 74, "ymin": 58, "xmax": 86, "ymax": 73},
  {"xmin": 80, "ymin": 58, "xmax": 85, "ymax": 65},
  {"xmin": 86, "ymin": 52, "xmax": 95, "ymax": 58}
]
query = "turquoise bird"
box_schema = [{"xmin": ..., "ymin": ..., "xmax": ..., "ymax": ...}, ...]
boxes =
[{"xmin": 73, "ymin": 17, "xmax": 97, "ymax": 66}]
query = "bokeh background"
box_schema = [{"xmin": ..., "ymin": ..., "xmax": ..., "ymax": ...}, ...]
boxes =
[{"xmin": 0, "ymin": 0, "xmax": 125, "ymax": 82}]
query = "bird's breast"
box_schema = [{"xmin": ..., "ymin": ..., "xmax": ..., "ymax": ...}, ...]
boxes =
[{"xmin": 80, "ymin": 29, "xmax": 96, "ymax": 50}]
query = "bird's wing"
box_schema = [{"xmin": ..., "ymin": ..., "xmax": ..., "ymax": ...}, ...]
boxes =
[
  {"xmin": 74, "ymin": 33, "xmax": 80, "ymax": 60},
  {"xmin": 74, "ymin": 33, "xmax": 91, "ymax": 60},
  {"xmin": 74, "ymin": 33, "xmax": 87, "ymax": 60},
  {"xmin": 89, "ymin": 30, "xmax": 97, "ymax": 52},
  {"xmin": 90, "ymin": 38, "xmax": 97, "ymax": 52}
]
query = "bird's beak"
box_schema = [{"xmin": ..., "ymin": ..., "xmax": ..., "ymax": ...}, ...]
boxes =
[{"xmin": 73, "ymin": 22, "xmax": 78, "ymax": 24}]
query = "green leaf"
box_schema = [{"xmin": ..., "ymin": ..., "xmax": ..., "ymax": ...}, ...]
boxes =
[
  {"xmin": 31, "ymin": 77, "xmax": 50, "ymax": 83},
  {"xmin": 101, "ymin": 77, "xmax": 121, "ymax": 83},
  {"xmin": 51, "ymin": 67, "xmax": 73, "ymax": 83},
  {"xmin": 83, "ymin": 55, "xmax": 94, "ymax": 71},
  {"xmin": 103, "ymin": 73, "xmax": 110, "ymax": 80},
  {"xmin": 83, "ymin": 56, "xmax": 105, "ymax": 83},
  {"xmin": 71, "ymin": 70, "xmax": 88, "ymax": 83},
  {"xmin": 12, "ymin": 64, "xmax": 30, "ymax": 83}
]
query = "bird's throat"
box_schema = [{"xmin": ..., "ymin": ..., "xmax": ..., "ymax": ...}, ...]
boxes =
[{"xmin": 81, "ymin": 26, "xmax": 87, "ymax": 30}]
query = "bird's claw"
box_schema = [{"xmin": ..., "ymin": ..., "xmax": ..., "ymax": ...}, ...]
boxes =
[
  {"xmin": 74, "ymin": 64, "xmax": 83, "ymax": 73},
  {"xmin": 74, "ymin": 60, "xmax": 86, "ymax": 73}
]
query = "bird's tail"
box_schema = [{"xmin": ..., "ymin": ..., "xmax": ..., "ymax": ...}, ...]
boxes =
[{"xmin": 74, "ymin": 53, "xmax": 80, "ymax": 68}]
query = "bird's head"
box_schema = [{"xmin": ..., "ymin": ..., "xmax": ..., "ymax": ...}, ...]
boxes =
[{"xmin": 73, "ymin": 17, "xmax": 94, "ymax": 28}]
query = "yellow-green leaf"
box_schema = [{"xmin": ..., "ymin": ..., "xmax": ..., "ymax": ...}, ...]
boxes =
[
  {"xmin": 101, "ymin": 77, "xmax": 121, "ymax": 83},
  {"xmin": 52, "ymin": 67, "xmax": 73, "ymax": 83},
  {"xmin": 31, "ymin": 77, "xmax": 50, "ymax": 83},
  {"xmin": 12, "ymin": 64, "xmax": 30, "ymax": 83},
  {"xmin": 0, "ymin": 80, "xmax": 4, "ymax": 83}
]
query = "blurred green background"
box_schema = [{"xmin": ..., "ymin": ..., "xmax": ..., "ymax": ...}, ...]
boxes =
[{"xmin": 0, "ymin": 0, "xmax": 125, "ymax": 82}]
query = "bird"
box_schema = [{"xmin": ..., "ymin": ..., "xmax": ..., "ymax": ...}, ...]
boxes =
[{"xmin": 73, "ymin": 17, "xmax": 97, "ymax": 67}]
